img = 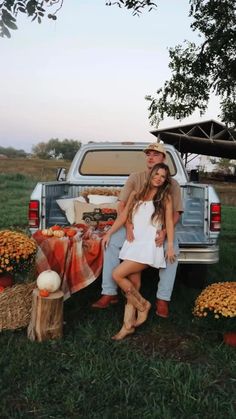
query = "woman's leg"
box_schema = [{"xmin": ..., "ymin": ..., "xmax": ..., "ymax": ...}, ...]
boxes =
[
  {"xmin": 112, "ymin": 261, "xmax": 151, "ymax": 340},
  {"xmin": 112, "ymin": 260, "xmax": 147, "ymax": 293},
  {"xmin": 129, "ymin": 272, "xmax": 141, "ymax": 290}
]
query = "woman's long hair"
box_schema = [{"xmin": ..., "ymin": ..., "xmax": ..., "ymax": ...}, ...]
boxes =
[{"xmin": 128, "ymin": 163, "xmax": 171, "ymax": 225}]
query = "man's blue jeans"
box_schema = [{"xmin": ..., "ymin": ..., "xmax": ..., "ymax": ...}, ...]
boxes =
[{"xmin": 101, "ymin": 226, "xmax": 179, "ymax": 301}]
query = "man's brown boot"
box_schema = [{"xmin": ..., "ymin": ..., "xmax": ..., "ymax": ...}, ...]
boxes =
[
  {"xmin": 156, "ymin": 299, "xmax": 169, "ymax": 318},
  {"xmin": 91, "ymin": 295, "xmax": 118, "ymax": 309}
]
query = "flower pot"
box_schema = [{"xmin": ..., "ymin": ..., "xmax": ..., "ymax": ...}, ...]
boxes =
[
  {"xmin": 0, "ymin": 273, "xmax": 13, "ymax": 289},
  {"xmin": 223, "ymin": 332, "xmax": 236, "ymax": 348}
]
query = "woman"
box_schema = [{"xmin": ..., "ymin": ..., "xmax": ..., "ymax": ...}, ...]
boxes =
[{"xmin": 102, "ymin": 163, "xmax": 175, "ymax": 340}]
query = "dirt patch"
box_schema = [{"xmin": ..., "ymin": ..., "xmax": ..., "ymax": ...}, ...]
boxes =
[{"xmin": 130, "ymin": 326, "xmax": 220, "ymax": 363}]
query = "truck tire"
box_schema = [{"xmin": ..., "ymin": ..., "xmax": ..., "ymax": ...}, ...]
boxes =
[
  {"xmin": 84, "ymin": 217, "xmax": 92, "ymax": 224},
  {"xmin": 177, "ymin": 264, "xmax": 208, "ymax": 289}
]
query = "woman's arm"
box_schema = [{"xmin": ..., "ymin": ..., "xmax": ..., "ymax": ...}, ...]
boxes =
[
  {"xmin": 164, "ymin": 195, "xmax": 176, "ymax": 263},
  {"xmin": 102, "ymin": 191, "xmax": 136, "ymax": 247}
]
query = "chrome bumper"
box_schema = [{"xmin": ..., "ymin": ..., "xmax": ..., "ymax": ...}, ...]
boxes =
[{"xmin": 178, "ymin": 245, "xmax": 219, "ymax": 264}]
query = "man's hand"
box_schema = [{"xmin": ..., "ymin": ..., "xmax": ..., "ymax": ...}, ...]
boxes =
[
  {"xmin": 126, "ymin": 223, "xmax": 134, "ymax": 242},
  {"xmin": 155, "ymin": 229, "xmax": 166, "ymax": 247}
]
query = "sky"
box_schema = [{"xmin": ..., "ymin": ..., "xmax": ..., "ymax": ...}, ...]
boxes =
[{"xmin": 0, "ymin": 0, "xmax": 220, "ymax": 154}]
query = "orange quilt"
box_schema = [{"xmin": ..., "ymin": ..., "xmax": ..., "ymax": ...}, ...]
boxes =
[{"xmin": 33, "ymin": 226, "xmax": 105, "ymax": 300}]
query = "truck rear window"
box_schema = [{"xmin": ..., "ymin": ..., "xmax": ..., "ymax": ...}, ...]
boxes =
[{"xmin": 80, "ymin": 150, "xmax": 176, "ymax": 176}]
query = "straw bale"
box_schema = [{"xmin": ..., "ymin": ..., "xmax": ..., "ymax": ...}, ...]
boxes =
[{"xmin": 0, "ymin": 281, "xmax": 36, "ymax": 331}]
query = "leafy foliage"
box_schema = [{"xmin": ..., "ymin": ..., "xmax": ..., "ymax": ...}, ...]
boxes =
[
  {"xmin": 106, "ymin": 0, "xmax": 156, "ymax": 14},
  {"xmin": 0, "ymin": 145, "xmax": 27, "ymax": 158},
  {"xmin": 146, "ymin": 0, "xmax": 236, "ymax": 128},
  {"xmin": 210, "ymin": 157, "xmax": 236, "ymax": 175},
  {"xmin": 0, "ymin": 0, "xmax": 156, "ymax": 38},
  {"xmin": 31, "ymin": 138, "xmax": 81, "ymax": 160}
]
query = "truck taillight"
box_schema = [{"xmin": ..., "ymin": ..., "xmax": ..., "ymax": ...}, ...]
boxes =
[
  {"xmin": 210, "ymin": 203, "xmax": 221, "ymax": 231},
  {"xmin": 28, "ymin": 200, "xmax": 39, "ymax": 228}
]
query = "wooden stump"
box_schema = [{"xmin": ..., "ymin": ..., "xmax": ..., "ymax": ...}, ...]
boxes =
[{"xmin": 27, "ymin": 288, "xmax": 64, "ymax": 342}]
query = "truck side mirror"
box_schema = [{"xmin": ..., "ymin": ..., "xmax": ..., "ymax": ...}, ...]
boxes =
[
  {"xmin": 189, "ymin": 169, "xmax": 199, "ymax": 182},
  {"xmin": 56, "ymin": 168, "xmax": 66, "ymax": 181}
]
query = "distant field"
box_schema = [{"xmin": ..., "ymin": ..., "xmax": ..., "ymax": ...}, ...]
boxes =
[{"xmin": 0, "ymin": 157, "xmax": 71, "ymax": 181}]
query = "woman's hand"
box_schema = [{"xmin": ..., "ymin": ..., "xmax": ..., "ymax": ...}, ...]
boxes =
[
  {"xmin": 102, "ymin": 232, "xmax": 111, "ymax": 249},
  {"xmin": 165, "ymin": 246, "xmax": 176, "ymax": 264},
  {"xmin": 126, "ymin": 223, "xmax": 134, "ymax": 242}
]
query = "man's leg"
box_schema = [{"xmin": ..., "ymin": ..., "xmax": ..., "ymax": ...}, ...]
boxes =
[
  {"xmin": 91, "ymin": 226, "xmax": 126, "ymax": 308},
  {"xmin": 156, "ymin": 238, "xmax": 179, "ymax": 317}
]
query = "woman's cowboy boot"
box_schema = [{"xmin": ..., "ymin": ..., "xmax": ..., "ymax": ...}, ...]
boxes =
[
  {"xmin": 112, "ymin": 303, "xmax": 136, "ymax": 341},
  {"xmin": 125, "ymin": 287, "xmax": 147, "ymax": 312},
  {"xmin": 135, "ymin": 300, "xmax": 151, "ymax": 327}
]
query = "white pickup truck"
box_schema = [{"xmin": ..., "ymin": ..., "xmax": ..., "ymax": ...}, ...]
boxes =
[{"xmin": 28, "ymin": 142, "xmax": 221, "ymax": 285}]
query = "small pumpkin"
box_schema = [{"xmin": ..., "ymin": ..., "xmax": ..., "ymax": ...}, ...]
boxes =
[
  {"xmin": 39, "ymin": 289, "xmax": 50, "ymax": 298},
  {"xmin": 0, "ymin": 273, "xmax": 13, "ymax": 288},
  {"xmin": 51, "ymin": 225, "xmax": 62, "ymax": 231},
  {"xmin": 223, "ymin": 332, "xmax": 236, "ymax": 347},
  {"xmin": 37, "ymin": 270, "xmax": 61, "ymax": 293},
  {"xmin": 65, "ymin": 228, "xmax": 77, "ymax": 237},
  {"xmin": 53, "ymin": 230, "xmax": 65, "ymax": 238}
]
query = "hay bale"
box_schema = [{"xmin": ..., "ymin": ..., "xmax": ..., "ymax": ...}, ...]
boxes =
[{"xmin": 0, "ymin": 281, "xmax": 36, "ymax": 331}]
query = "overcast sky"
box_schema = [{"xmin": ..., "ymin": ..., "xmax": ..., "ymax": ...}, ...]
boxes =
[{"xmin": 0, "ymin": 0, "xmax": 220, "ymax": 153}]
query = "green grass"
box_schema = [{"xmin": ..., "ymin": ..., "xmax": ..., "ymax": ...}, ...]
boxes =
[
  {"xmin": 0, "ymin": 174, "xmax": 236, "ymax": 418},
  {"xmin": 0, "ymin": 174, "xmax": 36, "ymax": 230}
]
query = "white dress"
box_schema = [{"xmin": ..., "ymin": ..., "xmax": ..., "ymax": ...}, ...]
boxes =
[{"xmin": 119, "ymin": 201, "xmax": 166, "ymax": 269}]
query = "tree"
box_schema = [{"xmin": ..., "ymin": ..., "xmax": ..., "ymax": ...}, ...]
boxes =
[
  {"xmin": 210, "ymin": 157, "xmax": 236, "ymax": 175},
  {"xmin": 0, "ymin": 145, "xmax": 27, "ymax": 157},
  {"xmin": 146, "ymin": 0, "xmax": 236, "ymax": 128},
  {"xmin": 0, "ymin": 0, "xmax": 156, "ymax": 38},
  {"xmin": 31, "ymin": 138, "xmax": 81, "ymax": 160}
]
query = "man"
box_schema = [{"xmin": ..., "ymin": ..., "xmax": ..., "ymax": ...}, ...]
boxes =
[{"xmin": 92, "ymin": 142, "xmax": 183, "ymax": 317}]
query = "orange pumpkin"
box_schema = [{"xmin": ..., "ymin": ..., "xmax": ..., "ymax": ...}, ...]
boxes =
[
  {"xmin": 51, "ymin": 225, "xmax": 62, "ymax": 231},
  {"xmin": 65, "ymin": 229, "xmax": 77, "ymax": 237},
  {"xmin": 39, "ymin": 289, "xmax": 50, "ymax": 298},
  {"xmin": 223, "ymin": 332, "xmax": 236, "ymax": 347}
]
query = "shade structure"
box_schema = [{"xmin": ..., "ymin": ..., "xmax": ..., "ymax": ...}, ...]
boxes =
[{"xmin": 151, "ymin": 120, "xmax": 236, "ymax": 159}]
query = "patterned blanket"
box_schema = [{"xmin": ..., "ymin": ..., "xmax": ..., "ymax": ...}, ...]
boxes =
[{"xmin": 33, "ymin": 225, "xmax": 106, "ymax": 300}]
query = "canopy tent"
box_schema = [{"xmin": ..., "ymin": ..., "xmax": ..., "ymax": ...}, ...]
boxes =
[{"xmin": 150, "ymin": 120, "xmax": 236, "ymax": 160}]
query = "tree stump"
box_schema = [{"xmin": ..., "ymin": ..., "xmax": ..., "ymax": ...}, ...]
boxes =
[{"xmin": 27, "ymin": 288, "xmax": 64, "ymax": 342}]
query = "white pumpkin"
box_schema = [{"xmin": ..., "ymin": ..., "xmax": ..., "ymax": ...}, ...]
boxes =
[{"xmin": 37, "ymin": 270, "xmax": 61, "ymax": 293}]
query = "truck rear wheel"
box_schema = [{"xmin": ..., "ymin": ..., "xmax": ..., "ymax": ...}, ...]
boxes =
[
  {"xmin": 84, "ymin": 217, "xmax": 92, "ymax": 224},
  {"xmin": 177, "ymin": 264, "xmax": 208, "ymax": 289}
]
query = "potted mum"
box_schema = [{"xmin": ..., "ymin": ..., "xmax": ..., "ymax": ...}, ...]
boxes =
[
  {"xmin": 193, "ymin": 282, "xmax": 236, "ymax": 347},
  {"xmin": 0, "ymin": 230, "xmax": 37, "ymax": 289}
]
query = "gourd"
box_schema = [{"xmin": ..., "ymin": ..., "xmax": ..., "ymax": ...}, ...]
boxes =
[
  {"xmin": 37, "ymin": 270, "xmax": 61, "ymax": 293},
  {"xmin": 53, "ymin": 230, "xmax": 65, "ymax": 238},
  {"xmin": 41, "ymin": 228, "xmax": 54, "ymax": 236}
]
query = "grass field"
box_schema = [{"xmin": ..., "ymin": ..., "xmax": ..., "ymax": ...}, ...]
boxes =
[{"xmin": 0, "ymin": 164, "xmax": 236, "ymax": 418}]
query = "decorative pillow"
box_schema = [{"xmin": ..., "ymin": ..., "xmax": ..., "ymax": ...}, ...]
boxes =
[
  {"xmin": 74, "ymin": 201, "xmax": 118, "ymax": 226},
  {"xmin": 88, "ymin": 194, "xmax": 118, "ymax": 205},
  {"xmin": 56, "ymin": 197, "xmax": 86, "ymax": 224}
]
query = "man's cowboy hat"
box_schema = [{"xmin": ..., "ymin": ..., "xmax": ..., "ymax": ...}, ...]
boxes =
[{"xmin": 143, "ymin": 143, "xmax": 167, "ymax": 158}]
